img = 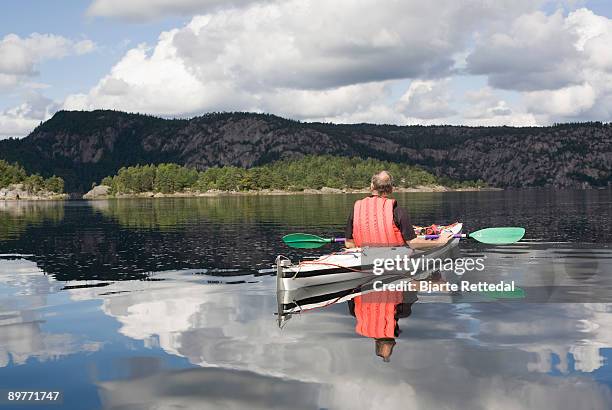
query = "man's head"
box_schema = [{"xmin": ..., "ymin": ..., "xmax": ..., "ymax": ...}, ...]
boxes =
[
  {"xmin": 375, "ymin": 338, "xmax": 396, "ymax": 362},
  {"xmin": 370, "ymin": 171, "xmax": 394, "ymax": 196}
]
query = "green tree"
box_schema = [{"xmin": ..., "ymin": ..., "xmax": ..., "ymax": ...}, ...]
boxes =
[
  {"xmin": 0, "ymin": 160, "xmax": 28, "ymax": 187},
  {"xmin": 94, "ymin": 155, "xmax": 481, "ymax": 195},
  {"xmin": 45, "ymin": 176, "xmax": 65, "ymax": 193},
  {"xmin": 23, "ymin": 174, "xmax": 44, "ymax": 192}
]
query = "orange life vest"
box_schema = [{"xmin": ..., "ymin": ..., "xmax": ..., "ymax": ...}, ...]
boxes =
[
  {"xmin": 354, "ymin": 291, "xmax": 403, "ymax": 338},
  {"xmin": 352, "ymin": 196, "xmax": 405, "ymax": 247}
]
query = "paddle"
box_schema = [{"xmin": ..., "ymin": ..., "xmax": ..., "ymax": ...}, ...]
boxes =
[
  {"xmin": 427, "ymin": 227, "xmax": 526, "ymax": 245},
  {"xmin": 282, "ymin": 233, "xmax": 347, "ymax": 249},
  {"xmin": 282, "ymin": 227, "xmax": 525, "ymax": 249}
]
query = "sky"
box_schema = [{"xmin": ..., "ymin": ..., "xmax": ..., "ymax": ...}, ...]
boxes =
[{"xmin": 1, "ymin": 0, "xmax": 612, "ymax": 138}]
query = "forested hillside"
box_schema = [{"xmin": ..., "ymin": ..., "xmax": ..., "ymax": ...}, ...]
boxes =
[
  {"xmin": 97, "ymin": 155, "xmax": 482, "ymax": 195},
  {"xmin": 0, "ymin": 110, "xmax": 609, "ymax": 192}
]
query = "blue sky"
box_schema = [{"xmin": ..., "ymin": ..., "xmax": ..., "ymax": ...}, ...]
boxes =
[
  {"xmin": 0, "ymin": 1, "xmax": 188, "ymax": 107},
  {"xmin": 1, "ymin": 0, "xmax": 612, "ymax": 137}
]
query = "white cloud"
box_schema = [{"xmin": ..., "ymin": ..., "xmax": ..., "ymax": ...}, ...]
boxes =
[
  {"xmin": 464, "ymin": 87, "xmax": 512, "ymax": 118},
  {"xmin": 65, "ymin": 40, "xmax": 212, "ymax": 115},
  {"xmin": 396, "ymin": 79, "xmax": 456, "ymax": 119},
  {"xmin": 73, "ymin": 39, "xmax": 96, "ymax": 55},
  {"xmin": 319, "ymin": 82, "xmax": 540, "ymax": 126},
  {"xmin": 261, "ymin": 83, "xmax": 392, "ymax": 120},
  {"xmin": 0, "ymin": 2, "xmax": 598, "ymax": 128},
  {"xmin": 171, "ymin": 1, "xmax": 542, "ymax": 90},
  {"xmin": 67, "ymin": 0, "xmax": 546, "ymax": 123},
  {"xmin": 0, "ymin": 74, "xmax": 19, "ymax": 90},
  {"xmin": 309, "ymin": 104, "xmax": 404, "ymax": 126},
  {"xmin": 460, "ymin": 88, "xmax": 537, "ymax": 126},
  {"xmin": 86, "ymin": 0, "xmax": 547, "ymax": 23},
  {"xmin": 467, "ymin": 8, "xmax": 612, "ymax": 123},
  {"xmin": 87, "ymin": 0, "xmax": 262, "ymax": 21},
  {"xmin": 0, "ymin": 93, "xmax": 59, "ymax": 138},
  {"xmin": 0, "ymin": 33, "xmax": 95, "ymax": 93},
  {"xmin": 468, "ymin": 10, "xmax": 582, "ymax": 91},
  {"xmin": 525, "ymin": 83, "xmax": 597, "ymax": 117}
]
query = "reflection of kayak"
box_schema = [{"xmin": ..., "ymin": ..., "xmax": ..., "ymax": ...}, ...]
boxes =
[
  {"xmin": 277, "ymin": 277, "xmax": 371, "ymax": 327},
  {"xmin": 276, "ymin": 223, "xmax": 462, "ymax": 291},
  {"xmin": 277, "ymin": 273, "xmax": 432, "ymax": 327}
]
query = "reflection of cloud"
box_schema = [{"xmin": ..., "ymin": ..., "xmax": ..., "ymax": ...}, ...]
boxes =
[
  {"xmin": 0, "ymin": 259, "xmax": 102, "ymax": 367},
  {"xmin": 0, "ymin": 322, "xmax": 100, "ymax": 367},
  {"xmin": 571, "ymin": 342, "xmax": 607, "ymax": 373},
  {"xmin": 541, "ymin": 304, "xmax": 612, "ymax": 374},
  {"xmin": 4, "ymin": 257, "xmax": 612, "ymax": 408},
  {"xmin": 0, "ymin": 258, "xmax": 64, "ymax": 296},
  {"xmin": 66, "ymin": 270, "xmax": 612, "ymax": 409},
  {"xmin": 107, "ymin": 294, "xmax": 207, "ymax": 354},
  {"xmin": 98, "ymin": 366, "xmax": 322, "ymax": 410},
  {"xmin": 443, "ymin": 303, "xmax": 612, "ymax": 375},
  {"xmin": 85, "ymin": 258, "xmax": 612, "ymax": 376},
  {"xmin": 455, "ymin": 245, "xmax": 612, "ymax": 374}
]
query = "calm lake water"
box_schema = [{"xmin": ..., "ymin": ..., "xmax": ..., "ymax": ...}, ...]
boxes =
[{"xmin": 1, "ymin": 189, "xmax": 611, "ymax": 409}]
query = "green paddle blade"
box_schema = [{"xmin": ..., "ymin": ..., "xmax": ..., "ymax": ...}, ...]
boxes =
[
  {"xmin": 468, "ymin": 227, "xmax": 525, "ymax": 245},
  {"xmin": 282, "ymin": 233, "xmax": 332, "ymax": 249}
]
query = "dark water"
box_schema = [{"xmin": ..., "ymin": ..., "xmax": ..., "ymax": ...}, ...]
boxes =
[{"xmin": 0, "ymin": 190, "xmax": 611, "ymax": 409}]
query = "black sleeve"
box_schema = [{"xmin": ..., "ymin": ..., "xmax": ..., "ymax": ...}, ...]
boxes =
[
  {"xmin": 345, "ymin": 210, "xmax": 354, "ymax": 239},
  {"xmin": 393, "ymin": 204, "xmax": 416, "ymax": 241}
]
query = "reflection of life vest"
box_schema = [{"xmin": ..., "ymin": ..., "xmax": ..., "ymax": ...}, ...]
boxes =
[
  {"xmin": 352, "ymin": 196, "xmax": 405, "ymax": 247},
  {"xmin": 354, "ymin": 291, "xmax": 403, "ymax": 338}
]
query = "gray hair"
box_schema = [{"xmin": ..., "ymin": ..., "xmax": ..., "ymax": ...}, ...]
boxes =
[{"xmin": 371, "ymin": 171, "xmax": 393, "ymax": 195}]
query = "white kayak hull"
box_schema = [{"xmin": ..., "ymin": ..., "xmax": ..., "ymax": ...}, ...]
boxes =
[{"xmin": 276, "ymin": 223, "xmax": 462, "ymax": 291}]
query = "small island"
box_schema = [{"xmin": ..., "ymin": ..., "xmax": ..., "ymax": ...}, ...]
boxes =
[
  {"xmin": 0, "ymin": 160, "xmax": 67, "ymax": 200},
  {"xmin": 84, "ymin": 155, "xmax": 490, "ymax": 199}
]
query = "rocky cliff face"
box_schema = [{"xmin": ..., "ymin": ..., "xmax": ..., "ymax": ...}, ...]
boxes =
[{"xmin": 0, "ymin": 110, "xmax": 610, "ymax": 192}]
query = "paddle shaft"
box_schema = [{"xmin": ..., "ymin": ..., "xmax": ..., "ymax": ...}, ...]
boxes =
[
  {"xmin": 283, "ymin": 227, "xmax": 524, "ymax": 248},
  {"xmin": 329, "ymin": 234, "xmax": 465, "ymax": 242},
  {"xmin": 421, "ymin": 233, "xmax": 466, "ymax": 240}
]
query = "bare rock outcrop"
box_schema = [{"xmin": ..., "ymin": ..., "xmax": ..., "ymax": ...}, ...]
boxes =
[
  {"xmin": 0, "ymin": 184, "xmax": 67, "ymax": 200},
  {"xmin": 83, "ymin": 185, "xmax": 111, "ymax": 199}
]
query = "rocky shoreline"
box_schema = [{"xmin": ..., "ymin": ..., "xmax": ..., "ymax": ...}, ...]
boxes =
[
  {"xmin": 0, "ymin": 184, "xmax": 68, "ymax": 201},
  {"xmin": 82, "ymin": 184, "xmax": 500, "ymax": 200}
]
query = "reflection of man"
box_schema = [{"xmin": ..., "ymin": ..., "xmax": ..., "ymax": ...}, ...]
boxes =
[
  {"xmin": 344, "ymin": 171, "xmax": 452, "ymax": 249},
  {"xmin": 348, "ymin": 290, "xmax": 418, "ymax": 362}
]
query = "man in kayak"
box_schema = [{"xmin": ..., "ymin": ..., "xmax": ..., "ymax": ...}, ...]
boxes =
[{"xmin": 344, "ymin": 171, "xmax": 453, "ymax": 249}]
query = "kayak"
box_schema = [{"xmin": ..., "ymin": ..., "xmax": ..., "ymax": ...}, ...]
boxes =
[{"xmin": 276, "ymin": 222, "xmax": 462, "ymax": 291}]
